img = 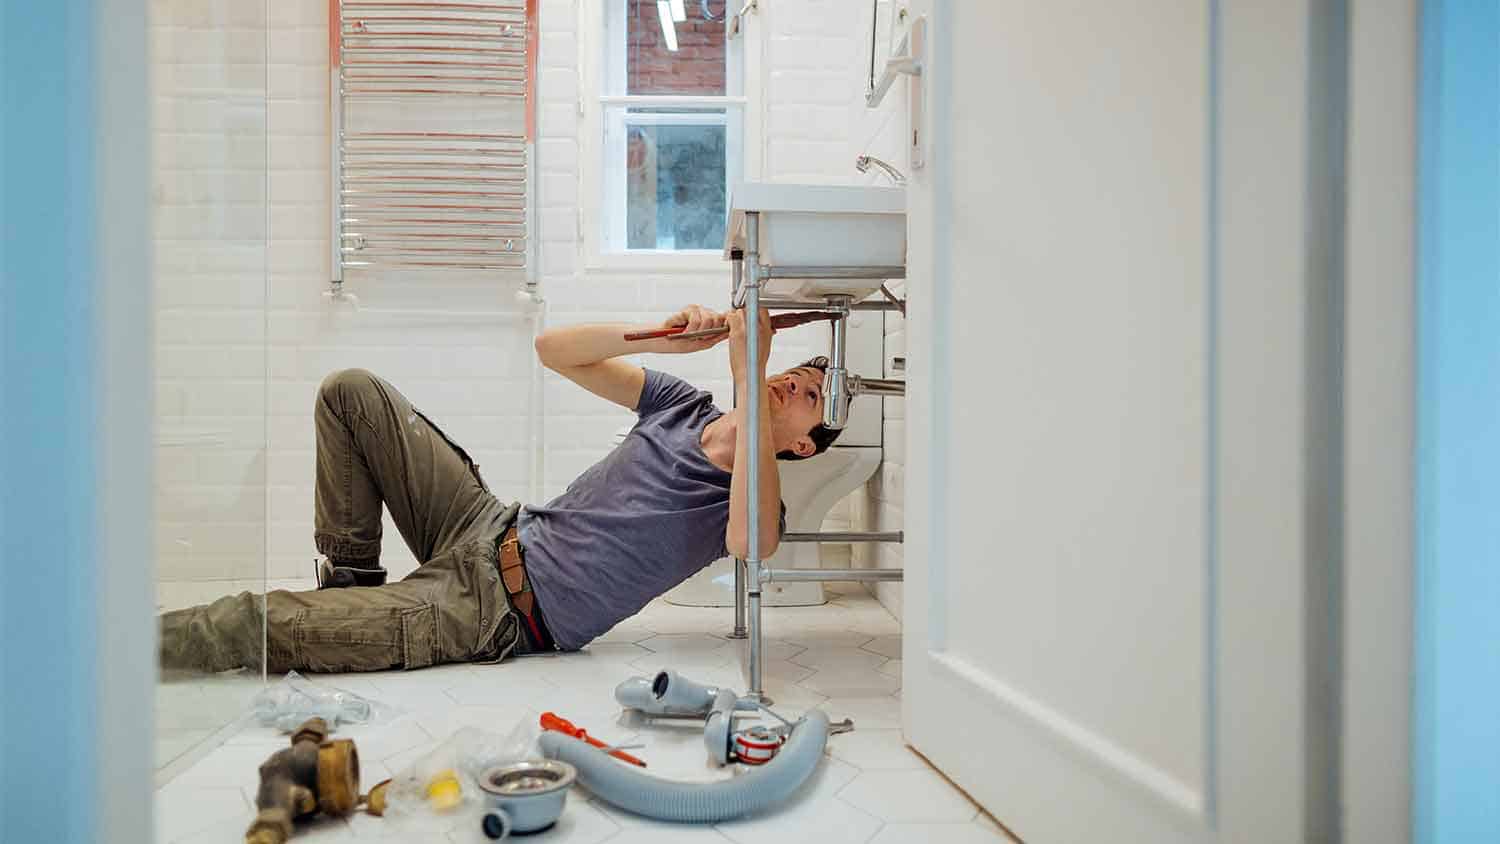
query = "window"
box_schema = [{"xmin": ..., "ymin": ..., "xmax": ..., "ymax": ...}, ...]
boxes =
[{"xmin": 582, "ymin": 0, "xmax": 758, "ymax": 267}]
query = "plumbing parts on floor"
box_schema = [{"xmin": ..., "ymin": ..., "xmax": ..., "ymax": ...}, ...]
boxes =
[
  {"xmin": 540, "ymin": 707, "xmax": 835, "ymax": 823},
  {"xmin": 243, "ymin": 717, "xmax": 363, "ymax": 844},
  {"xmin": 477, "ymin": 759, "xmax": 578, "ymax": 838},
  {"xmin": 246, "ymin": 669, "xmax": 851, "ymax": 840},
  {"xmin": 613, "ymin": 669, "xmax": 853, "ymax": 767},
  {"xmin": 526, "ymin": 669, "xmax": 855, "ymax": 823}
]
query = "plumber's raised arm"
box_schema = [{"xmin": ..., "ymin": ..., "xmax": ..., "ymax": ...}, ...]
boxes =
[
  {"xmin": 725, "ymin": 307, "xmax": 782, "ymax": 560},
  {"xmin": 533, "ymin": 305, "xmax": 728, "ymax": 411}
]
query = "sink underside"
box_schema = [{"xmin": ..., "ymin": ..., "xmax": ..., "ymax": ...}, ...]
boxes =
[{"xmin": 725, "ymin": 183, "xmax": 907, "ymax": 299}]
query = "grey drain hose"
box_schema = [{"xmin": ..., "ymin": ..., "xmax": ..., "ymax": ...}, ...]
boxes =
[{"xmin": 537, "ymin": 709, "xmax": 830, "ymax": 823}]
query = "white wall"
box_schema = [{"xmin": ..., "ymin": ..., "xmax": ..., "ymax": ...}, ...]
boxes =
[
  {"xmin": 150, "ymin": 0, "xmax": 275, "ymax": 591},
  {"xmin": 152, "ymin": 0, "xmax": 878, "ymax": 587},
  {"xmin": 844, "ymin": 0, "xmax": 912, "ymax": 617}
]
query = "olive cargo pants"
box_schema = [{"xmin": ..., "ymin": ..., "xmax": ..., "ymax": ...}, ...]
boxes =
[{"xmin": 159, "ymin": 369, "xmax": 521, "ymax": 674}]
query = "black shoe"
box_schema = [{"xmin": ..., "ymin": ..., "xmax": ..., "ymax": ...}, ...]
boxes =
[{"xmin": 315, "ymin": 556, "xmax": 388, "ymax": 589}]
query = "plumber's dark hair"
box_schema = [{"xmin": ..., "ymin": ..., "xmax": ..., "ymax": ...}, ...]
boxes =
[{"xmin": 777, "ymin": 356, "xmax": 843, "ymax": 461}]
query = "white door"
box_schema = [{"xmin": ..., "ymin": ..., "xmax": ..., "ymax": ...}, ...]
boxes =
[{"xmin": 901, "ymin": 2, "xmax": 1343, "ymax": 841}]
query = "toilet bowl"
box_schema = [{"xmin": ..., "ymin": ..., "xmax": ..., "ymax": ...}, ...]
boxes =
[
  {"xmin": 603, "ymin": 427, "xmax": 882, "ymax": 607},
  {"xmin": 664, "ymin": 445, "xmax": 882, "ymax": 607},
  {"xmin": 658, "ymin": 309, "xmax": 887, "ymax": 607}
]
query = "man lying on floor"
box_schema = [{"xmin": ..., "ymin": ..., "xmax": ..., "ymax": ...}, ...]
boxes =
[{"xmin": 160, "ymin": 305, "xmax": 841, "ymax": 673}]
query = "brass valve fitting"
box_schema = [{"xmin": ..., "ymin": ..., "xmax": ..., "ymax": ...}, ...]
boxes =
[{"xmin": 244, "ymin": 718, "xmax": 361, "ymax": 844}]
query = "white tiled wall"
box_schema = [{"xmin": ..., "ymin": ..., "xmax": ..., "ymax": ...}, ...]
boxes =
[
  {"xmin": 152, "ymin": 0, "xmax": 889, "ymax": 591},
  {"xmin": 844, "ymin": 0, "xmax": 912, "ymax": 618}
]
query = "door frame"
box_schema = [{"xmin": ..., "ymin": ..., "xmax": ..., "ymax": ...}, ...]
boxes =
[{"xmin": 1341, "ymin": 1, "xmax": 1418, "ymax": 842}]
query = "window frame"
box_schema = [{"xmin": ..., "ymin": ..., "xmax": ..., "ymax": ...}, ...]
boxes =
[{"xmin": 578, "ymin": 0, "xmax": 763, "ymax": 273}]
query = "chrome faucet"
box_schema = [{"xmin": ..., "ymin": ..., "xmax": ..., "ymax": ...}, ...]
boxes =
[{"xmin": 854, "ymin": 154, "xmax": 906, "ymax": 185}]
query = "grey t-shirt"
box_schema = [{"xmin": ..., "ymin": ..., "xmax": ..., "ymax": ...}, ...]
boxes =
[{"xmin": 517, "ymin": 369, "xmax": 782, "ymax": 650}]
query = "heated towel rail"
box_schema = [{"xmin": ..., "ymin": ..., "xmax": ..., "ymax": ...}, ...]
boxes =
[{"xmin": 330, "ymin": 0, "xmax": 536, "ymax": 287}]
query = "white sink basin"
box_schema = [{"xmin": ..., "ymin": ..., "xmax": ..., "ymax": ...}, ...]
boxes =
[{"xmin": 724, "ymin": 182, "xmax": 906, "ymax": 300}]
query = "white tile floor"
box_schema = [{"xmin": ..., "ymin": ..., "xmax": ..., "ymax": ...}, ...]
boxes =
[
  {"xmin": 155, "ymin": 583, "xmax": 1013, "ymax": 844},
  {"xmin": 156, "ymin": 578, "xmax": 316, "ymax": 773}
]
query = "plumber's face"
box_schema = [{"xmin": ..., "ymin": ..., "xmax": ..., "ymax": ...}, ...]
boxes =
[{"xmin": 767, "ymin": 366, "xmax": 825, "ymax": 458}]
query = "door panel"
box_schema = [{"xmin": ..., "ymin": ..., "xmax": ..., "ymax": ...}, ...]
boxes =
[
  {"xmin": 940, "ymin": 0, "xmax": 1209, "ymax": 810},
  {"xmin": 902, "ymin": 1, "xmax": 1340, "ymax": 841}
]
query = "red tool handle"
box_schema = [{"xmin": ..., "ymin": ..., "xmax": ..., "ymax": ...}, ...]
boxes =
[
  {"xmin": 539, "ymin": 712, "xmax": 647, "ymax": 768},
  {"xmin": 624, "ymin": 311, "xmax": 836, "ymax": 342},
  {"xmin": 622, "ymin": 326, "xmax": 687, "ymax": 341}
]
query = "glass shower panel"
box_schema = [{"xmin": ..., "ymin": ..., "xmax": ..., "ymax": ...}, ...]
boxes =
[{"xmin": 151, "ymin": 1, "xmax": 270, "ymax": 771}]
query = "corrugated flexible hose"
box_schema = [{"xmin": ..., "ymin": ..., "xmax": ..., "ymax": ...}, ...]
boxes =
[{"xmin": 537, "ymin": 709, "xmax": 830, "ymax": 823}]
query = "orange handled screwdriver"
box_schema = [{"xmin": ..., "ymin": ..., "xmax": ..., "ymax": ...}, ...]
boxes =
[
  {"xmin": 539, "ymin": 711, "xmax": 647, "ymax": 768},
  {"xmin": 623, "ymin": 311, "xmax": 839, "ymax": 342}
]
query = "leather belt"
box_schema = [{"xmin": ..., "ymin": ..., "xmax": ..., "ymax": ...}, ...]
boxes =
[{"xmin": 498, "ymin": 525, "xmax": 554, "ymax": 651}]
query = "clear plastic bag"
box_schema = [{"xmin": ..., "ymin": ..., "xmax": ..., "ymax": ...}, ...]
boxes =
[
  {"xmin": 249, "ymin": 670, "xmax": 399, "ymax": 733},
  {"xmin": 380, "ymin": 717, "xmax": 541, "ymax": 824}
]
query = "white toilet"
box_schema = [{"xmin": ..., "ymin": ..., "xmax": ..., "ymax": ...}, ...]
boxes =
[{"xmin": 661, "ymin": 311, "xmax": 886, "ymax": 607}]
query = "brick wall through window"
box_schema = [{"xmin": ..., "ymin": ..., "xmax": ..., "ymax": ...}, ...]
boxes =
[{"xmin": 625, "ymin": 0, "xmax": 726, "ymax": 95}]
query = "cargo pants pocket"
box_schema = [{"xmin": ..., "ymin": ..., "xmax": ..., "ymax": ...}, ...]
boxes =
[
  {"xmin": 410, "ymin": 406, "xmax": 490, "ymax": 494},
  {"xmin": 294, "ymin": 604, "xmax": 440, "ymax": 672}
]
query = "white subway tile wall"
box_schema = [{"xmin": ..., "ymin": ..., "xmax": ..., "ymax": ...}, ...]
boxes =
[
  {"xmin": 151, "ymin": 0, "xmax": 896, "ymax": 612},
  {"xmin": 844, "ymin": 0, "xmax": 912, "ymax": 618}
]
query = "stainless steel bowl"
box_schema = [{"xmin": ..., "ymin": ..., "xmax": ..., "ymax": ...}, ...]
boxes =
[{"xmin": 477, "ymin": 759, "xmax": 577, "ymax": 839}]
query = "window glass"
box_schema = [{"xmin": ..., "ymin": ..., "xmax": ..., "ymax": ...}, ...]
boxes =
[
  {"xmin": 624, "ymin": 0, "xmax": 727, "ymax": 95},
  {"xmin": 624, "ymin": 110, "xmax": 727, "ymax": 249}
]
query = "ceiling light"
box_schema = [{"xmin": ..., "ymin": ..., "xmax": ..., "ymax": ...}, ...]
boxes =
[{"xmin": 656, "ymin": 1, "xmax": 679, "ymax": 51}]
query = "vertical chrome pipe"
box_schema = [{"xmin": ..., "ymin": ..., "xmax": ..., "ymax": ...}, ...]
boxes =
[
  {"xmin": 728, "ymin": 249, "xmax": 748, "ymax": 642},
  {"xmin": 730, "ymin": 558, "xmax": 747, "ymax": 639},
  {"xmin": 744, "ymin": 213, "xmax": 764, "ymax": 700},
  {"xmin": 822, "ymin": 298, "xmax": 852, "ymax": 429}
]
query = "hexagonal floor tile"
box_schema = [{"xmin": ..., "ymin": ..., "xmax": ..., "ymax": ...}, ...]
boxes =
[
  {"xmin": 759, "ymin": 658, "xmax": 817, "ymax": 685},
  {"xmin": 414, "ymin": 703, "xmax": 535, "ymax": 743},
  {"xmin": 154, "ymin": 783, "xmax": 248, "ymax": 843},
  {"xmin": 580, "ymin": 641, "xmax": 655, "ymax": 663},
  {"xmin": 816, "ymin": 696, "xmax": 902, "ymax": 729},
  {"xmin": 774, "ymin": 630, "xmax": 877, "ymax": 650},
  {"xmin": 590, "ymin": 800, "xmax": 737, "ymax": 842},
  {"xmin": 750, "ymin": 681, "xmax": 830, "ymax": 718},
  {"xmin": 715, "ymin": 757, "xmax": 879, "ymax": 844},
  {"xmin": 861, "ymin": 635, "xmax": 902, "ymax": 659},
  {"xmin": 752, "ymin": 637, "xmax": 809, "ymax": 662},
  {"xmin": 824, "ymin": 728, "xmax": 927, "ymax": 771},
  {"xmin": 445, "ymin": 664, "xmax": 560, "ymax": 706},
  {"xmin": 627, "ymin": 722, "xmax": 737, "ymax": 781},
  {"xmin": 790, "ymin": 646, "xmax": 889, "ymax": 673},
  {"xmin": 797, "ymin": 667, "xmax": 902, "ymax": 698},
  {"xmin": 605, "ymin": 823, "xmax": 737, "ymax": 843},
  {"xmin": 592, "ymin": 621, "xmax": 658, "ymax": 643},
  {"xmin": 839, "ymin": 769, "xmax": 980, "ymax": 824},
  {"xmin": 868, "ymin": 821, "xmax": 1013, "ymax": 843},
  {"xmin": 636, "ymin": 633, "xmax": 733, "ymax": 657},
  {"xmin": 444, "ymin": 795, "xmax": 620, "ymax": 844},
  {"xmin": 633, "ymin": 634, "xmax": 736, "ymax": 673}
]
